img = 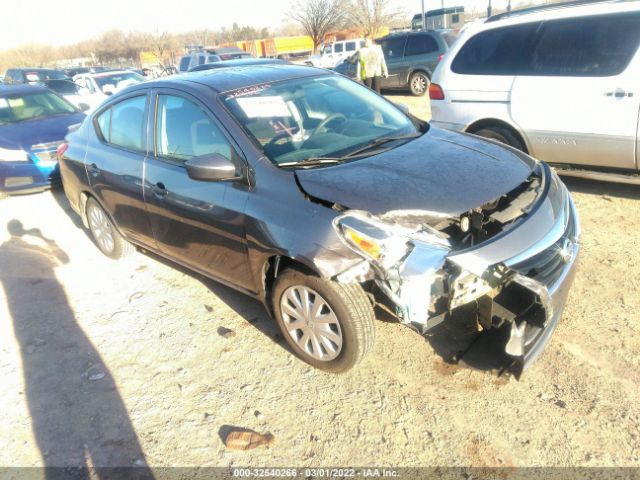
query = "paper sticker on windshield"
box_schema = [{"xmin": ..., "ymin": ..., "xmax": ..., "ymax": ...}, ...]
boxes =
[
  {"xmin": 25, "ymin": 73, "xmax": 40, "ymax": 82},
  {"xmin": 236, "ymin": 96, "xmax": 291, "ymax": 118},
  {"xmin": 0, "ymin": 99, "xmax": 8, "ymax": 109}
]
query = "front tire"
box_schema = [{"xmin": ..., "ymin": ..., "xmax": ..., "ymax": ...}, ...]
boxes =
[
  {"xmin": 272, "ymin": 269, "xmax": 375, "ymax": 373},
  {"xmin": 86, "ymin": 197, "xmax": 133, "ymax": 260},
  {"xmin": 474, "ymin": 126, "xmax": 525, "ymax": 152},
  {"xmin": 409, "ymin": 71, "xmax": 429, "ymax": 96}
]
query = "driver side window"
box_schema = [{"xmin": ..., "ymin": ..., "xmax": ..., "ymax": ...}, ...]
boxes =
[{"xmin": 155, "ymin": 94, "xmax": 234, "ymax": 163}]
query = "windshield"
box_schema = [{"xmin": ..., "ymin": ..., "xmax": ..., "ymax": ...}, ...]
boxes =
[
  {"xmin": 44, "ymin": 79, "xmax": 82, "ymax": 95},
  {"xmin": 223, "ymin": 75, "xmax": 420, "ymax": 165},
  {"xmin": 94, "ymin": 72, "xmax": 144, "ymax": 93},
  {"xmin": 0, "ymin": 91, "xmax": 76, "ymax": 124}
]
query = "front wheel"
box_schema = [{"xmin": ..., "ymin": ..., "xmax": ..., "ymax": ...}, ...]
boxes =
[
  {"xmin": 86, "ymin": 197, "xmax": 133, "ymax": 260},
  {"xmin": 272, "ymin": 269, "xmax": 375, "ymax": 373},
  {"xmin": 474, "ymin": 127, "xmax": 525, "ymax": 152},
  {"xmin": 409, "ymin": 71, "xmax": 429, "ymax": 96}
]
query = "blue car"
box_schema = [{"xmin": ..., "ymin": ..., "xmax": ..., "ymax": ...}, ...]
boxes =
[{"xmin": 0, "ymin": 84, "xmax": 85, "ymax": 197}]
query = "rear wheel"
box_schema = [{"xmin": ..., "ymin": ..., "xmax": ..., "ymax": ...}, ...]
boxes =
[
  {"xmin": 474, "ymin": 126, "xmax": 525, "ymax": 152},
  {"xmin": 409, "ymin": 71, "xmax": 429, "ymax": 96},
  {"xmin": 272, "ymin": 269, "xmax": 375, "ymax": 373},
  {"xmin": 86, "ymin": 197, "xmax": 133, "ymax": 260}
]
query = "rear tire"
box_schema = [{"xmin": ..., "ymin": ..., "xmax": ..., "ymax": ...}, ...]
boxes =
[
  {"xmin": 474, "ymin": 126, "xmax": 525, "ymax": 152},
  {"xmin": 86, "ymin": 197, "xmax": 133, "ymax": 260},
  {"xmin": 409, "ymin": 71, "xmax": 429, "ymax": 96},
  {"xmin": 272, "ymin": 269, "xmax": 375, "ymax": 373}
]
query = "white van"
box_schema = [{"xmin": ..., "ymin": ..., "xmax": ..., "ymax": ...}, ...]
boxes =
[
  {"xmin": 305, "ymin": 39, "xmax": 366, "ymax": 69},
  {"xmin": 429, "ymin": 1, "xmax": 640, "ymax": 183}
]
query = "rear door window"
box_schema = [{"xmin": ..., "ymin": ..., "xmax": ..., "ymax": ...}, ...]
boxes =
[
  {"xmin": 179, "ymin": 56, "xmax": 191, "ymax": 71},
  {"xmin": 380, "ymin": 36, "xmax": 407, "ymax": 59},
  {"xmin": 96, "ymin": 95, "xmax": 147, "ymax": 152},
  {"xmin": 346, "ymin": 41, "xmax": 357, "ymax": 52},
  {"xmin": 334, "ymin": 43, "xmax": 344, "ymax": 53},
  {"xmin": 404, "ymin": 34, "xmax": 439, "ymax": 56},
  {"xmin": 531, "ymin": 13, "xmax": 640, "ymax": 76}
]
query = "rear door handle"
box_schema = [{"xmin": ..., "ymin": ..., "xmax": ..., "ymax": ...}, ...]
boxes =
[
  {"xmin": 87, "ymin": 163, "xmax": 100, "ymax": 177},
  {"xmin": 151, "ymin": 181, "xmax": 168, "ymax": 199}
]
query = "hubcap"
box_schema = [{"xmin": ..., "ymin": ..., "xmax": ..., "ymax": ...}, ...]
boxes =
[
  {"xmin": 280, "ymin": 286, "xmax": 343, "ymax": 362},
  {"xmin": 88, "ymin": 205, "xmax": 115, "ymax": 253},
  {"xmin": 412, "ymin": 74, "xmax": 427, "ymax": 94}
]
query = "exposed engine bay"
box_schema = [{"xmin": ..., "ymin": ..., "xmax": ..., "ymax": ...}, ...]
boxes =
[{"xmin": 327, "ymin": 165, "xmax": 579, "ymax": 376}]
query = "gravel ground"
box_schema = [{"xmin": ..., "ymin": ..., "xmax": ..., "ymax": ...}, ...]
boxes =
[{"xmin": 0, "ymin": 95, "xmax": 639, "ymax": 470}]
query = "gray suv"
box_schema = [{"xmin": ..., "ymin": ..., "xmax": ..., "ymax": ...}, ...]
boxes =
[{"xmin": 334, "ymin": 30, "xmax": 457, "ymax": 96}]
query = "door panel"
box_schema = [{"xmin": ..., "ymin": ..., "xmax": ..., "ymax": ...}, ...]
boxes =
[
  {"xmin": 380, "ymin": 36, "xmax": 407, "ymax": 88},
  {"xmin": 144, "ymin": 91, "xmax": 252, "ymax": 290},
  {"xmin": 143, "ymin": 160, "xmax": 252, "ymax": 289},
  {"xmin": 511, "ymin": 14, "xmax": 640, "ymax": 170},
  {"xmin": 87, "ymin": 94, "xmax": 155, "ymax": 246}
]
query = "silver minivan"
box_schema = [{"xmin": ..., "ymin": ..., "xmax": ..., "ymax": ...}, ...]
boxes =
[{"xmin": 429, "ymin": 2, "xmax": 640, "ymax": 183}]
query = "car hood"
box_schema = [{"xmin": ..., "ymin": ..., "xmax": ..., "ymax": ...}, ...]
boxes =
[
  {"xmin": 0, "ymin": 112, "xmax": 85, "ymax": 150},
  {"xmin": 295, "ymin": 126, "xmax": 536, "ymax": 217}
]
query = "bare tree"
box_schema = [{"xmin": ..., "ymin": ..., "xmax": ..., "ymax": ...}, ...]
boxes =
[
  {"xmin": 290, "ymin": 0, "xmax": 346, "ymax": 53},
  {"xmin": 345, "ymin": 0, "xmax": 404, "ymax": 38},
  {"xmin": 150, "ymin": 30, "xmax": 177, "ymax": 68}
]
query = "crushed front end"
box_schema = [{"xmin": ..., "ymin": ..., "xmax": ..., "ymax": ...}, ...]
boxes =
[{"xmin": 333, "ymin": 162, "xmax": 580, "ymax": 375}]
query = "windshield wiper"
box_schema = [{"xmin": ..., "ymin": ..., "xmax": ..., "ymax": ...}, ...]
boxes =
[
  {"xmin": 278, "ymin": 133, "xmax": 422, "ymax": 169},
  {"xmin": 279, "ymin": 157, "xmax": 343, "ymax": 168},
  {"xmin": 342, "ymin": 132, "xmax": 422, "ymax": 159}
]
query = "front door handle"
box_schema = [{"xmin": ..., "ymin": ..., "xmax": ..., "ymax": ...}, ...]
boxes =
[
  {"xmin": 151, "ymin": 181, "xmax": 168, "ymax": 199},
  {"xmin": 87, "ymin": 163, "xmax": 100, "ymax": 177}
]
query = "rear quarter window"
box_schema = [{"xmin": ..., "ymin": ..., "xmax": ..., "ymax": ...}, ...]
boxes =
[
  {"xmin": 451, "ymin": 22, "xmax": 541, "ymax": 75},
  {"xmin": 405, "ymin": 34, "xmax": 439, "ymax": 56}
]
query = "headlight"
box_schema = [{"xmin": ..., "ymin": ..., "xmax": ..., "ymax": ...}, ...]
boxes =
[
  {"xmin": 0, "ymin": 147, "xmax": 30, "ymax": 162},
  {"xmin": 334, "ymin": 213, "xmax": 415, "ymax": 268}
]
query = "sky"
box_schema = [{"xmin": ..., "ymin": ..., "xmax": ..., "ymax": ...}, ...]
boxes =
[{"xmin": 2, "ymin": 0, "xmax": 525, "ymax": 50}]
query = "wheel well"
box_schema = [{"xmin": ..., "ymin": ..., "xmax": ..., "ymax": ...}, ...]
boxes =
[
  {"xmin": 465, "ymin": 119, "xmax": 529, "ymax": 154},
  {"xmin": 409, "ymin": 69, "xmax": 431, "ymax": 81},
  {"xmin": 262, "ymin": 256, "xmax": 318, "ymax": 313}
]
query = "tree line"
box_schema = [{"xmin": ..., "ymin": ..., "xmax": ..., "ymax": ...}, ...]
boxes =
[{"xmin": 0, "ymin": 0, "xmax": 407, "ymax": 72}]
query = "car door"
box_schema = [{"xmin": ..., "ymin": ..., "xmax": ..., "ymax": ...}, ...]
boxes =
[
  {"xmin": 88, "ymin": 93, "xmax": 156, "ymax": 246},
  {"xmin": 403, "ymin": 33, "xmax": 442, "ymax": 84},
  {"xmin": 510, "ymin": 12, "xmax": 640, "ymax": 170},
  {"xmin": 379, "ymin": 35, "xmax": 408, "ymax": 88},
  {"xmin": 143, "ymin": 89, "xmax": 253, "ymax": 290}
]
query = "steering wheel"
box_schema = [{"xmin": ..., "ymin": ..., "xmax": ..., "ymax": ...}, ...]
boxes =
[
  {"xmin": 313, "ymin": 113, "xmax": 347, "ymax": 135},
  {"xmin": 264, "ymin": 131, "xmax": 293, "ymax": 151}
]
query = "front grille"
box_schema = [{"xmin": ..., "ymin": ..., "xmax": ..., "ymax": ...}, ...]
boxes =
[{"xmin": 512, "ymin": 211, "xmax": 577, "ymax": 286}]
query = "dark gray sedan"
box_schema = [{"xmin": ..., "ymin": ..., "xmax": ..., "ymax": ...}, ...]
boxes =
[{"xmin": 59, "ymin": 65, "xmax": 579, "ymax": 375}]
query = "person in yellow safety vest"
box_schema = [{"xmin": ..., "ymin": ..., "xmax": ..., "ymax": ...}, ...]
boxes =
[{"xmin": 355, "ymin": 37, "xmax": 388, "ymax": 94}]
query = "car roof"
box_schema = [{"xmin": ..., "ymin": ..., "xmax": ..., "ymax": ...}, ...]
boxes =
[
  {"xmin": 379, "ymin": 29, "xmax": 444, "ymax": 39},
  {"xmin": 483, "ymin": 0, "xmax": 639, "ymax": 27},
  {"xmin": 189, "ymin": 58, "xmax": 288, "ymax": 71},
  {"xmin": 83, "ymin": 70, "xmax": 137, "ymax": 78},
  {"xmin": 7, "ymin": 67, "xmax": 63, "ymax": 73},
  {"xmin": 139, "ymin": 64, "xmax": 327, "ymax": 94},
  {"xmin": 0, "ymin": 84, "xmax": 50, "ymax": 95}
]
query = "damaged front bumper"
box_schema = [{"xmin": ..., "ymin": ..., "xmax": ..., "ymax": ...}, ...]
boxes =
[{"xmin": 335, "ymin": 163, "xmax": 580, "ymax": 373}]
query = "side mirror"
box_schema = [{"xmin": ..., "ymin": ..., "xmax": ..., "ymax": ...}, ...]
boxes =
[
  {"xmin": 394, "ymin": 102, "xmax": 410, "ymax": 115},
  {"xmin": 78, "ymin": 102, "xmax": 91, "ymax": 112},
  {"xmin": 185, "ymin": 153, "xmax": 240, "ymax": 182},
  {"xmin": 102, "ymin": 84, "xmax": 115, "ymax": 96}
]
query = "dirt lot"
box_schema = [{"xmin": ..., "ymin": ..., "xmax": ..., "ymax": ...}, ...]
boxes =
[{"xmin": 1, "ymin": 95, "xmax": 639, "ymax": 471}]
